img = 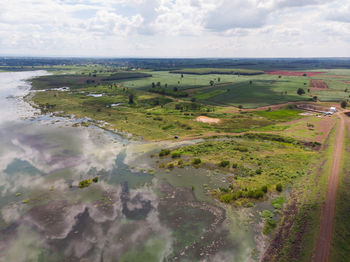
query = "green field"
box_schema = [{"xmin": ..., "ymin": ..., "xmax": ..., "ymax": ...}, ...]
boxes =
[{"xmin": 170, "ymin": 68, "xmax": 264, "ymax": 75}]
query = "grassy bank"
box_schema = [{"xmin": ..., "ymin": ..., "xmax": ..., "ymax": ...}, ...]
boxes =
[
  {"xmin": 263, "ymin": 119, "xmax": 338, "ymax": 261},
  {"xmin": 330, "ymin": 119, "xmax": 350, "ymax": 262}
]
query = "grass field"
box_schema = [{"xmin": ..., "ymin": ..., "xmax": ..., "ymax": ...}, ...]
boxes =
[
  {"xmin": 157, "ymin": 134, "xmax": 317, "ymax": 205},
  {"xmin": 32, "ymin": 84, "xmax": 305, "ymax": 140}
]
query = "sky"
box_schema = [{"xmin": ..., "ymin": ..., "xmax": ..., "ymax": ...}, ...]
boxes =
[{"xmin": 0, "ymin": 0, "xmax": 349, "ymax": 58}]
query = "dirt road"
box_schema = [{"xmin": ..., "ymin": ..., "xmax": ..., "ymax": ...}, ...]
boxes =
[{"xmin": 314, "ymin": 112, "xmax": 345, "ymax": 262}]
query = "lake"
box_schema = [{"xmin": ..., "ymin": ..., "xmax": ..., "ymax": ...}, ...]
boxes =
[{"xmin": 0, "ymin": 71, "xmax": 265, "ymax": 262}]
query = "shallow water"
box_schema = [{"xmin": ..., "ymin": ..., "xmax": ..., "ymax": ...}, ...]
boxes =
[{"xmin": 0, "ymin": 72, "xmax": 266, "ymax": 262}]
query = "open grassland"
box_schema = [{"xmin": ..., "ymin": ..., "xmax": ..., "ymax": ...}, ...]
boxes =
[
  {"xmin": 330, "ymin": 116, "xmax": 350, "ymax": 262},
  {"xmin": 263, "ymin": 121, "xmax": 339, "ymax": 262},
  {"xmin": 31, "ymin": 83, "xmax": 306, "ymax": 140},
  {"xmin": 258, "ymin": 114, "xmax": 337, "ymax": 143}
]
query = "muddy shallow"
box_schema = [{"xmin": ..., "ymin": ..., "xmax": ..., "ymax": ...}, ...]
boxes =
[{"xmin": 0, "ymin": 71, "xmax": 268, "ymax": 262}]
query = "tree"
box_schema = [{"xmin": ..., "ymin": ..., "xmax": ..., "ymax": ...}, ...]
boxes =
[
  {"xmin": 249, "ymin": 80, "xmax": 253, "ymax": 86},
  {"xmin": 156, "ymin": 82, "xmax": 161, "ymax": 87},
  {"xmin": 128, "ymin": 93, "xmax": 135, "ymax": 104},
  {"xmin": 181, "ymin": 74, "xmax": 184, "ymax": 78},
  {"xmin": 276, "ymin": 183, "xmax": 283, "ymax": 192},
  {"xmin": 341, "ymin": 100, "xmax": 347, "ymax": 109},
  {"xmin": 297, "ymin": 88, "xmax": 305, "ymax": 95},
  {"xmin": 173, "ymin": 87, "xmax": 178, "ymax": 92},
  {"xmin": 210, "ymin": 80, "xmax": 214, "ymax": 86},
  {"xmin": 312, "ymin": 96, "xmax": 318, "ymax": 102},
  {"xmin": 218, "ymin": 77, "xmax": 221, "ymax": 82},
  {"xmin": 152, "ymin": 82, "xmax": 155, "ymax": 88}
]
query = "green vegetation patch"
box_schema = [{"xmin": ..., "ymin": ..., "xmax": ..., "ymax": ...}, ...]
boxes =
[
  {"xmin": 31, "ymin": 72, "xmax": 151, "ymax": 90},
  {"xmin": 255, "ymin": 108, "xmax": 302, "ymax": 121},
  {"xmin": 170, "ymin": 68, "xmax": 264, "ymax": 75},
  {"xmin": 159, "ymin": 135, "xmax": 315, "ymax": 204}
]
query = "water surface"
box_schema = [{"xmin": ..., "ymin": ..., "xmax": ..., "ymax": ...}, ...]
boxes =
[{"xmin": 0, "ymin": 72, "xmax": 265, "ymax": 262}]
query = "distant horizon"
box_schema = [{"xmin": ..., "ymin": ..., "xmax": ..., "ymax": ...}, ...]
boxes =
[{"xmin": 1, "ymin": 55, "xmax": 350, "ymax": 60}]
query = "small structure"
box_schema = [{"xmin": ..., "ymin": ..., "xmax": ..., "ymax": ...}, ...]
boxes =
[{"xmin": 330, "ymin": 107, "xmax": 337, "ymax": 113}]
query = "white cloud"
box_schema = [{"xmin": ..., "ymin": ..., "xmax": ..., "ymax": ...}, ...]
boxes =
[{"xmin": 0, "ymin": 0, "xmax": 348, "ymax": 57}]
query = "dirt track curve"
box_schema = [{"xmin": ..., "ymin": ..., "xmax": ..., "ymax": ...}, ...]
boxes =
[{"xmin": 314, "ymin": 112, "xmax": 345, "ymax": 262}]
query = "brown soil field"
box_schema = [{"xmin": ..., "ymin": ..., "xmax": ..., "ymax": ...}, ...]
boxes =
[
  {"xmin": 320, "ymin": 75, "xmax": 345, "ymax": 78},
  {"xmin": 310, "ymin": 79, "xmax": 329, "ymax": 91},
  {"xmin": 265, "ymin": 70, "xmax": 325, "ymax": 77},
  {"xmin": 195, "ymin": 116, "xmax": 220, "ymax": 124}
]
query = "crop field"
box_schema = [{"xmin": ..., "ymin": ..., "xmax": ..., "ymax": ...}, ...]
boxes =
[
  {"xmin": 191, "ymin": 79, "xmax": 308, "ymax": 108},
  {"xmin": 31, "ymin": 72, "xmax": 151, "ymax": 90},
  {"xmin": 170, "ymin": 68, "xmax": 264, "ymax": 75},
  {"xmin": 265, "ymin": 70, "xmax": 326, "ymax": 77}
]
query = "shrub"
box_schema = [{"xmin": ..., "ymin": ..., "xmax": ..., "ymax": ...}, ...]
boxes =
[
  {"xmin": 247, "ymin": 189, "xmax": 265, "ymax": 199},
  {"xmin": 178, "ymin": 159, "xmax": 184, "ymax": 166},
  {"xmin": 92, "ymin": 177, "xmax": 98, "ymax": 183},
  {"xmin": 171, "ymin": 152, "xmax": 181, "ymax": 158},
  {"xmin": 256, "ymin": 168, "xmax": 262, "ymax": 175},
  {"xmin": 192, "ymin": 158, "xmax": 201, "ymax": 165},
  {"xmin": 297, "ymin": 88, "xmax": 305, "ymax": 95},
  {"xmin": 167, "ymin": 163, "xmax": 175, "ymax": 169},
  {"xmin": 159, "ymin": 149, "xmax": 171, "ymax": 157},
  {"xmin": 232, "ymin": 163, "xmax": 238, "ymax": 168},
  {"xmin": 341, "ymin": 100, "xmax": 347, "ymax": 109},
  {"xmin": 219, "ymin": 160, "xmax": 230, "ymax": 167},
  {"xmin": 261, "ymin": 185, "xmax": 268, "ymax": 193},
  {"xmin": 79, "ymin": 179, "xmax": 92, "ymax": 188},
  {"xmin": 276, "ymin": 183, "xmax": 283, "ymax": 192},
  {"xmin": 220, "ymin": 193, "xmax": 232, "ymax": 203}
]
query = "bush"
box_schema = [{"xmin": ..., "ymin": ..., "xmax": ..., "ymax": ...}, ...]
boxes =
[
  {"xmin": 276, "ymin": 183, "xmax": 283, "ymax": 192},
  {"xmin": 79, "ymin": 179, "xmax": 92, "ymax": 188},
  {"xmin": 219, "ymin": 160, "xmax": 230, "ymax": 167},
  {"xmin": 261, "ymin": 185, "xmax": 268, "ymax": 193},
  {"xmin": 192, "ymin": 158, "xmax": 201, "ymax": 165},
  {"xmin": 297, "ymin": 88, "xmax": 305, "ymax": 95},
  {"xmin": 92, "ymin": 177, "xmax": 98, "ymax": 183},
  {"xmin": 171, "ymin": 152, "xmax": 181, "ymax": 158},
  {"xmin": 341, "ymin": 100, "xmax": 347, "ymax": 109},
  {"xmin": 220, "ymin": 193, "xmax": 232, "ymax": 203},
  {"xmin": 178, "ymin": 159, "xmax": 184, "ymax": 166},
  {"xmin": 159, "ymin": 149, "xmax": 171, "ymax": 157},
  {"xmin": 232, "ymin": 163, "xmax": 238, "ymax": 168},
  {"xmin": 167, "ymin": 163, "xmax": 175, "ymax": 169},
  {"xmin": 247, "ymin": 189, "xmax": 265, "ymax": 199},
  {"xmin": 256, "ymin": 168, "xmax": 262, "ymax": 175}
]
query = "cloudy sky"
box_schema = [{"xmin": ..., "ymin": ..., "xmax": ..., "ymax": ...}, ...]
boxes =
[{"xmin": 0, "ymin": 0, "xmax": 349, "ymax": 57}]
